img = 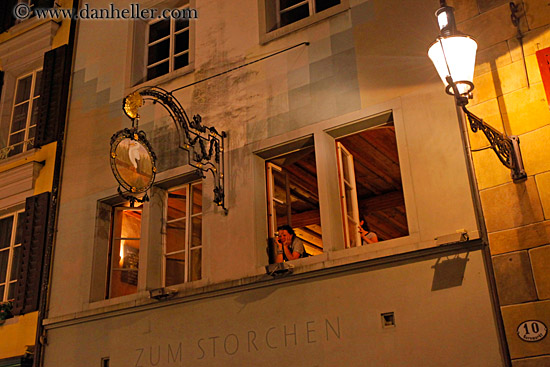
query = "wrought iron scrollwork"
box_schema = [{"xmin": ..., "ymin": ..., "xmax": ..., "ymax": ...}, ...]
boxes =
[
  {"xmin": 122, "ymin": 86, "xmax": 227, "ymax": 211},
  {"xmin": 462, "ymin": 106, "xmax": 526, "ymax": 182}
]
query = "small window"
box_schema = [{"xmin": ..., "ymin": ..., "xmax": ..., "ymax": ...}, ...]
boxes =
[
  {"xmin": 146, "ymin": 14, "xmax": 190, "ymax": 81},
  {"xmin": 107, "ymin": 206, "xmax": 142, "ymax": 299},
  {"xmin": 0, "ymin": 211, "xmax": 24, "ymax": 302},
  {"xmin": 268, "ymin": 0, "xmax": 341, "ymax": 31},
  {"xmin": 7, "ymin": 70, "xmax": 42, "ymax": 157},
  {"xmin": 335, "ymin": 123, "xmax": 409, "ymax": 247},
  {"xmin": 265, "ymin": 141, "xmax": 323, "ymax": 260},
  {"xmin": 164, "ymin": 182, "xmax": 202, "ymax": 286}
]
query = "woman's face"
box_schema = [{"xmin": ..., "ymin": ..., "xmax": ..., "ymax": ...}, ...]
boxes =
[{"xmin": 278, "ymin": 229, "xmax": 292, "ymax": 246}]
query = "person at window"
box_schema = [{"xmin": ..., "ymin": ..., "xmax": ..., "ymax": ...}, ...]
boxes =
[
  {"xmin": 358, "ymin": 220, "xmax": 379, "ymax": 245},
  {"xmin": 276, "ymin": 225, "xmax": 305, "ymax": 262}
]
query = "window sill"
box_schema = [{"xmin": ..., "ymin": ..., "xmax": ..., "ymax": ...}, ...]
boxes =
[
  {"xmin": 259, "ymin": 1, "xmax": 349, "ymax": 45},
  {"xmin": 129, "ymin": 63, "xmax": 195, "ymax": 93},
  {"xmin": 0, "ymin": 148, "xmax": 38, "ymax": 167},
  {"xmin": 42, "ymin": 234, "xmax": 482, "ymax": 329}
]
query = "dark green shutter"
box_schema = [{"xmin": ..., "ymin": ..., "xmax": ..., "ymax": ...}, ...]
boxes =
[
  {"xmin": 35, "ymin": 45, "xmax": 71, "ymax": 148},
  {"xmin": 12, "ymin": 192, "xmax": 50, "ymax": 315}
]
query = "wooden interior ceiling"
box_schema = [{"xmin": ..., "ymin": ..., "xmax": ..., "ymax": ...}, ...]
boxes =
[
  {"xmin": 337, "ymin": 124, "xmax": 409, "ymax": 241},
  {"xmin": 271, "ymin": 121, "xmax": 408, "ymax": 250}
]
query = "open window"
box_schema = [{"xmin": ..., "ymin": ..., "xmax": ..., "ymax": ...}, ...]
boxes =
[
  {"xmin": 0, "ymin": 210, "xmax": 24, "ymax": 302},
  {"xmin": 107, "ymin": 205, "xmax": 142, "ymax": 299},
  {"xmin": 164, "ymin": 182, "xmax": 202, "ymax": 286},
  {"xmin": 266, "ymin": 140, "xmax": 323, "ymax": 259},
  {"xmin": 334, "ymin": 120, "xmax": 409, "ymax": 246},
  {"xmin": 7, "ymin": 69, "xmax": 42, "ymax": 157}
]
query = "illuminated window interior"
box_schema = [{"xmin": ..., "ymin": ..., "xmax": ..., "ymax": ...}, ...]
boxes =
[
  {"xmin": 335, "ymin": 121, "xmax": 409, "ymax": 247},
  {"xmin": 108, "ymin": 206, "xmax": 142, "ymax": 299},
  {"xmin": 266, "ymin": 143, "xmax": 323, "ymax": 257},
  {"xmin": 164, "ymin": 182, "xmax": 202, "ymax": 286}
]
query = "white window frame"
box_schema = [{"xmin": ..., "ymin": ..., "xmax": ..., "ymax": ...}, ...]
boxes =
[
  {"xmin": 145, "ymin": 6, "xmax": 191, "ymax": 82},
  {"xmin": 0, "ymin": 210, "xmax": 24, "ymax": 302},
  {"xmin": 258, "ymin": 0, "xmax": 349, "ymax": 44},
  {"xmin": 7, "ymin": 69, "xmax": 42, "ymax": 157},
  {"xmin": 163, "ymin": 181, "xmax": 202, "ymax": 286},
  {"xmin": 336, "ymin": 141, "xmax": 361, "ymax": 248}
]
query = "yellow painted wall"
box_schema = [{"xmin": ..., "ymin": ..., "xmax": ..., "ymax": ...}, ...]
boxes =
[
  {"xmin": 0, "ymin": 0, "xmax": 72, "ymax": 361},
  {"xmin": 0, "ymin": 312, "xmax": 38, "ymax": 359}
]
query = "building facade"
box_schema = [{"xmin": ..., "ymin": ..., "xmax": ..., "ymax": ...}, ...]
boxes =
[
  {"xmin": 26, "ymin": 0, "xmax": 550, "ymax": 366},
  {"xmin": 0, "ymin": 1, "xmax": 76, "ymax": 367}
]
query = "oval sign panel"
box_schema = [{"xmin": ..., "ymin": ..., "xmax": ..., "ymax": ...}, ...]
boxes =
[{"xmin": 517, "ymin": 320, "xmax": 548, "ymax": 342}]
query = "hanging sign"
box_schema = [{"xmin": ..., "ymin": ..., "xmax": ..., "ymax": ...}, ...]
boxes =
[
  {"xmin": 517, "ymin": 320, "xmax": 547, "ymax": 342},
  {"xmin": 110, "ymin": 128, "xmax": 157, "ymax": 205}
]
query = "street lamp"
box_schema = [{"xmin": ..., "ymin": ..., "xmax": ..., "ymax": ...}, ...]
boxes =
[{"xmin": 428, "ymin": 0, "xmax": 527, "ymax": 182}]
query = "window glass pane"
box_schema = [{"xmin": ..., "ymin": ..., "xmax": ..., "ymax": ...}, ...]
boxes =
[
  {"xmin": 34, "ymin": 71, "xmax": 42, "ymax": 97},
  {"xmin": 315, "ymin": 0, "xmax": 340, "ymax": 12},
  {"xmin": 8, "ymin": 144, "xmax": 23, "ymax": 157},
  {"xmin": 15, "ymin": 76, "xmax": 32, "ymax": 104},
  {"xmin": 10, "ymin": 246, "xmax": 21, "ymax": 281},
  {"xmin": 0, "ymin": 285, "xmax": 4, "ymax": 301},
  {"xmin": 0, "ymin": 217, "xmax": 14, "ymax": 250},
  {"xmin": 174, "ymin": 54, "xmax": 189, "ymax": 70},
  {"xmin": 15, "ymin": 213, "xmax": 24, "ymax": 245},
  {"xmin": 148, "ymin": 39, "xmax": 170, "ymax": 66},
  {"xmin": 148, "ymin": 19, "xmax": 170, "ymax": 43},
  {"xmin": 191, "ymin": 216, "xmax": 201, "ymax": 248},
  {"xmin": 280, "ymin": 0, "xmax": 306, "ymax": 11},
  {"xmin": 147, "ymin": 61, "xmax": 169, "ymax": 80},
  {"xmin": 10, "ymin": 103, "xmax": 29, "ymax": 133},
  {"xmin": 9, "ymin": 132, "xmax": 25, "ymax": 148},
  {"xmin": 192, "ymin": 183, "xmax": 202, "ymax": 215},
  {"xmin": 167, "ymin": 188, "xmax": 187, "ymax": 221},
  {"xmin": 165, "ymin": 252, "xmax": 185, "ymax": 286},
  {"xmin": 175, "ymin": 30, "xmax": 189, "ymax": 54},
  {"xmin": 31, "ymin": 100, "xmax": 40, "ymax": 125},
  {"xmin": 27, "ymin": 128, "xmax": 36, "ymax": 150},
  {"xmin": 190, "ymin": 248, "xmax": 201, "ymax": 281},
  {"xmin": 109, "ymin": 208, "xmax": 141, "ymax": 299},
  {"xmin": 166, "ymin": 219, "xmax": 186, "ymax": 253},
  {"xmin": 175, "ymin": 19, "xmax": 189, "ymax": 31},
  {"xmin": 281, "ymin": 4, "xmax": 309, "ymax": 27},
  {"xmin": 0, "ymin": 250, "xmax": 8, "ymax": 283}
]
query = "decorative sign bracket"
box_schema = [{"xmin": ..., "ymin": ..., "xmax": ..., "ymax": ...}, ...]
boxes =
[{"xmin": 118, "ymin": 86, "xmax": 227, "ymax": 212}]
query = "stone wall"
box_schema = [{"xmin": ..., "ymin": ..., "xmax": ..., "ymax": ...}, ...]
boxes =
[{"xmin": 450, "ymin": 0, "xmax": 550, "ymax": 364}]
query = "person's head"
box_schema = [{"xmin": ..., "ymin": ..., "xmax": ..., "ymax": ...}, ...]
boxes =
[
  {"xmin": 277, "ymin": 225, "xmax": 295, "ymax": 245},
  {"xmin": 359, "ymin": 220, "xmax": 370, "ymax": 232}
]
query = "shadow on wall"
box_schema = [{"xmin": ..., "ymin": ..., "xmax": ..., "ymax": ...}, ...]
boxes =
[{"xmin": 431, "ymin": 253, "xmax": 469, "ymax": 291}]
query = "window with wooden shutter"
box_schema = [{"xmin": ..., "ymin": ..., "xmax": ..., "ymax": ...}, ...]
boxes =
[
  {"xmin": 12, "ymin": 192, "xmax": 50, "ymax": 315},
  {"xmin": 35, "ymin": 45, "xmax": 71, "ymax": 148}
]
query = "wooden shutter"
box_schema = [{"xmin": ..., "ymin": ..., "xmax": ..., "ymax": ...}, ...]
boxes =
[
  {"xmin": 35, "ymin": 45, "xmax": 71, "ymax": 148},
  {"xmin": 12, "ymin": 192, "xmax": 50, "ymax": 315},
  {"xmin": 536, "ymin": 47, "xmax": 550, "ymax": 110},
  {"xmin": 0, "ymin": 0, "xmax": 17, "ymax": 34}
]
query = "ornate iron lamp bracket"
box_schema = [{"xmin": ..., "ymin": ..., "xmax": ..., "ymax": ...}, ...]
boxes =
[
  {"xmin": 462, "ymin": 106, "xmax": 527, "ymax": 183},
  {"xmin": 123, "ymin": 86, "xmax": 227, "ymax": 212}
]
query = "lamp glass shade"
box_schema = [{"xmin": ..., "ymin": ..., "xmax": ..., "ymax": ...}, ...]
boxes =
[{"xmin": 428, "ymin": 35, "xmax": 478, "ymax": 95}]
